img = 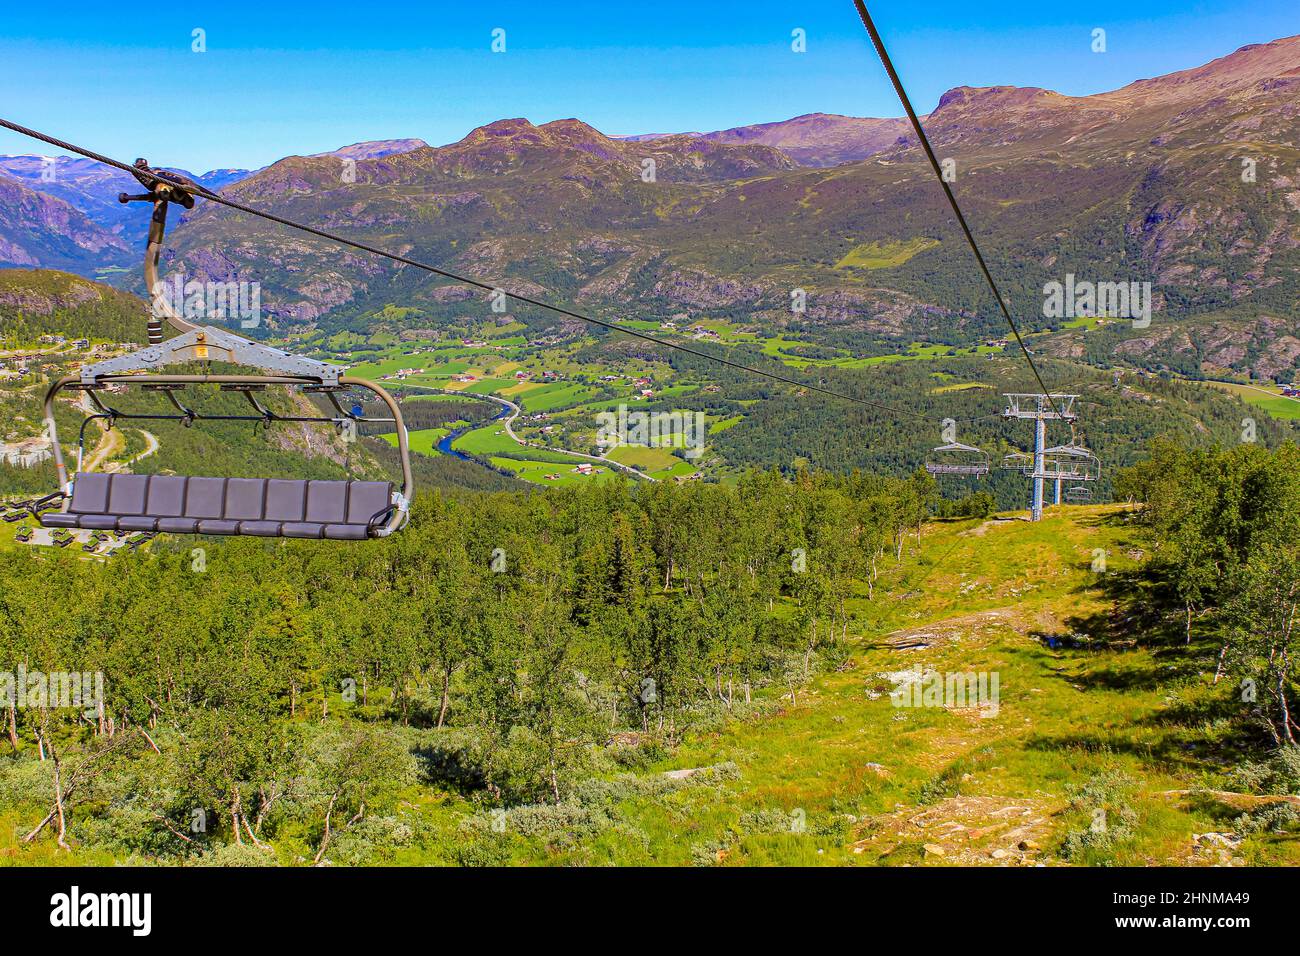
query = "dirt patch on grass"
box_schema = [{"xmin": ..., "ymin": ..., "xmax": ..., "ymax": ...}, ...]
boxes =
[
  {"xmin": 961, "ymin": 517, "xmax": 1024, "ymax": 537},
  {"xmin": 852, "ymin": 794, "xmax": 1058, "ymax": 865},
  {"xmin": 877, "ymin": 609, "xmax": 1019, "ymax": 651}
]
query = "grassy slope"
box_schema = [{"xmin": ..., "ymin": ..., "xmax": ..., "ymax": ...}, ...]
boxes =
[
  {"xmin": 0, "ymin": 270, "xmax": 146, "ymax": 346},
  {"xmin": 3, "ymin": 504, "xmax": 1294, "ymax": 866},
  {"xmin": 465, "ymin": 504, "xmax": 1298, "ymax": 866},
  {"xmin": 489, "ymin": 456, "xmax": 614, "ymax": 485}
]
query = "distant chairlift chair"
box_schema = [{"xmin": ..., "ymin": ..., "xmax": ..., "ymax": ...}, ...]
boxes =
[
  {"xmin": 924, "ymin": 441, "xmax": 990, "ymax": 477},
  {"xmin": 1040, "ymin": 444, "xmax": 1101, "ymax": 483},
  {"xmin": 1001, "ymin": 451, "xmax": 1033, "ymax": 474},
  {"xmin": 34, "ymin": 160, "xmax": 413, "ymax": 540},
  {"xmin": 1065, "ymin": 484, "xmax": 1094, "ymax": 503},
  {"xmin": 1001, "ymin": 446, "xmax": 1100, "ymax": 482}
]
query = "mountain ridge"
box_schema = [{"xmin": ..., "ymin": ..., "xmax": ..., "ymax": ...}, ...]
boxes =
[{"xmin": 2, "ymin": 34, "xmax": 1297, "ymax": 380}]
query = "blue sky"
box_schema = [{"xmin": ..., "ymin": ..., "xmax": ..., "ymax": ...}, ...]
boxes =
[{"xmin": 1, "ymin": 0, "xmax": 1295, "ymax": 171}]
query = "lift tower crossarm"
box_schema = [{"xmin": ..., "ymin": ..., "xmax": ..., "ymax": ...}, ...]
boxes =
[{"xmin": 1002, "ymin": 393, "xmax": 1077, "ymax": 421}]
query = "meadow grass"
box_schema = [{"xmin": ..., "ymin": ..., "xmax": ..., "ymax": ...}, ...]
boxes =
[
  {"xmin": 453, "ymin": 505, "xmax": 1300, "ymax": 866},
  {"xmin": 5, "ymin": 506, "xmax": 1296, "ymax": 866},
  {"xmin": 834, "ymin": 238, "xmax": 941, "ymax": 270},
  {"xmin": 452, "ymin": 424, "xmax": 581, "ymax": 464},
  {"xmin": 489, "ymin": 457, "xmax": 614, "ymax": 485},
  {"xmin": 379, "ymin": 427, "xmax": 449, "ymax": 457},
  {"xmin": 606, "ymin": 444, "xmax": 681, "ymax": 472},
  {"xmin": 1200, "ymin": 380, "xmax": 1300, "ymax": 421}
]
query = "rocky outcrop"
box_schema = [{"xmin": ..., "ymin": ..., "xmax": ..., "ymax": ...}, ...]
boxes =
[{"xmin": 0, "ymin": 177, "xmax": 131, "ymax": 272}]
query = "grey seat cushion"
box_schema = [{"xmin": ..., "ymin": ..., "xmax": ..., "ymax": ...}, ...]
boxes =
[
  {"xmin": 157, "ymin": 517, "xmax": 200, "ymax": 534},
  {"xmin": 40, "ymin": 513, "xmax": 80, "ymax": 529},
  {"xmin": 39, "ymin": 473, "xmax": 392, "ymax": 539}
]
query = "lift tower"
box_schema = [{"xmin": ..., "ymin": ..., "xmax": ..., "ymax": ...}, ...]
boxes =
[{"xmin": 1002, "ymin": 394, "xmax": 1077, "ymax": 522}]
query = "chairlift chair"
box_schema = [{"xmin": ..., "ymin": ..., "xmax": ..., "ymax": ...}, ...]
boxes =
[
  {"xmin": 924, "ymin": 441, "xmax": 990, "ymax": 477},
  {"xmin": 34, "ymin": 161, "xmax": 413, "ymax": 540},
  {"xmin": 1065, "ymin": 484, "xmax": 1094, "ymax": 503},
  {"xmin": 1040, "ymin": 443, "xmax": 1101, "ymax": 483},
  {"xmin": 1001, "ymin": 451, "xmax": 1033, "ymax": 474}
]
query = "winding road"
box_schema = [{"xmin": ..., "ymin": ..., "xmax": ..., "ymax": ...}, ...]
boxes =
[
  {"xmin": 394, "ymin": 384, "xmax": 656, "ymax": 481},
  {"xmin": 83, "ymin": 426, "xmax": 158, "ymax": 474}
]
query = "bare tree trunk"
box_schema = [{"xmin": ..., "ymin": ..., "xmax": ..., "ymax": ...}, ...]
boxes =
[
  {"xmin": 23, "ymin": 808, "xmax": 57, "ymax": 843},
  {"xmin": 6, "ymin": 704, "xmax": 17, "ymax": 752},
  {"xmin": 231, "ymin": 789, "xmax": 244, "ymax": 845},
  {"xmin": 255, "ymin": 785, "xmax": 280, "ymax": 835},
  {"xmin": 51, "ymin": 745, "xmax": 70, "ymax": 850},
  {"xmin": 153, "ymin": 813, "xmax": 196, "ymax": 845},
  {"xmin": 437, "ymin": 664, "xmax": 452, "ymax": 728},
  {"xmin": 242, "ymin": 814, "xmax": 270, "ymax": 850},
  {"xmin": 314, "ymin": 792, "xmax": 339, "ymax": 864},
  {"xmin": 1213, "ymin": 642, "xmax": 1229, "ymax": 685},
  {"xmin": 804, "ymin": 619, "xmax": 816, "ymax": 680},
  {"xmin": 1278, "ymin": 656, "xmax": 1296, "ymax": 746}
]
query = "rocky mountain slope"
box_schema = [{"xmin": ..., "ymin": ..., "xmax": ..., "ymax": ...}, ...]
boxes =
[
  {"xmin": 693, "ymin": 112, "xmax": 911, "ymax": 166},
  {"xmin": 147, "ymin": 35, "xmax": 1298, "ymax": 371},
  {"xmin": 620, "ymin": 112, "xmax": 910, "ymax": 167},
  {"xmin": 315, "ymin": 139, "xmax": 429, "ymax": 160},
  {"xmin": 0, "ymin": 155, "xmax": 251, "ymax": 237},
  {"xmin": 4, "ymin": 35, "xmax": 1297, "ymax": 378},
  {"xmin": 0, "ymin": 268, "xmax": 146, "ymax": 342},
  {"xmin": 0, "ymin": 177, "xmax": 131, "ymax": 273}
]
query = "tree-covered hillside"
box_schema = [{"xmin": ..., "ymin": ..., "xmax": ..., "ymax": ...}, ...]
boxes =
[
  {"xmin": 4, "ymin": 448, "xmax": 1299, "ymax": 866},
  {"xmin": 0, "ymin": 269, "xmax": 146, "ymax": 346}
]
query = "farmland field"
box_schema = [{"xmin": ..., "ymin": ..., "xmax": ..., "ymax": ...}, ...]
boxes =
[
  {"xmin": 379, "ymin": 427, "xmax": 449, "ymax": 457},
  {"xmin": 1201, "ymin": 380, "xmax": 1300, "ymax": 420}
]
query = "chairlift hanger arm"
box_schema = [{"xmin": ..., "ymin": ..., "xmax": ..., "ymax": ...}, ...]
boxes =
[{"xmin": 118, "ymin": 165, "xmax": 200, "ymax": 342}]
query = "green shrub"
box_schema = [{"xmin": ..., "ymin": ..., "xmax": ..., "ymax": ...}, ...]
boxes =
[
  {"xmin": 1234, "ymin": 803, "xmax": 1300, "ymax": 835},
  {"xmin": 1061, "ymin": 770, "xmax": 1140, "ymax": 861},
  {"xmin": 1228, "ymin": 747, "xmax": 1300, "ymax": 796}
]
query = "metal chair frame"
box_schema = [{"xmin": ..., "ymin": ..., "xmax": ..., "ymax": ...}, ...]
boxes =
[
  {"xmin": 35, "ymin": 160, "xmax": 412, "ymax": 537},
  {"xmin": 924, "ymin": 441, "xmax": 990, "ymax": 477}
]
